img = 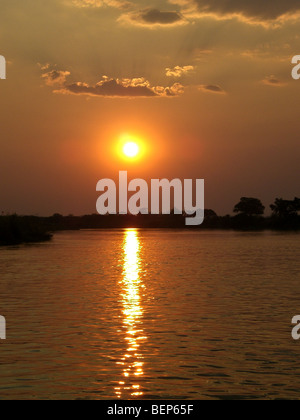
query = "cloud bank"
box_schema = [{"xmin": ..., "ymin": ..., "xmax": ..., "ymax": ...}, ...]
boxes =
[{"xmin": 41, "ymin": 69, "xmax": 184, "ymax": 98}]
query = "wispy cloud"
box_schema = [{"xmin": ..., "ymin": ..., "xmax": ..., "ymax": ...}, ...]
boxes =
[{"xmin": 72, "ymin": 0, "xmax": 132, "ymax": 10}]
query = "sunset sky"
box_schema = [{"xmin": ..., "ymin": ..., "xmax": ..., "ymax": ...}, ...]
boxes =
[{"xmin": 0, "ymin": 0, "xmax": 300, "ymax": 215}]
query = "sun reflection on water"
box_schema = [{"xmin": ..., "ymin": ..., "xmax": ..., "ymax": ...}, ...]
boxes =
[{"xmin": 115, "ymin": 229, "xmax": 147, "ymax": 399}]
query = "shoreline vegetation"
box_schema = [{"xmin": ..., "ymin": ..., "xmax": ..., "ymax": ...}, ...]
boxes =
[
  {"xmin": 0, "ymin": 214, "xmax": 52, "ymax": 246},
  {"xmin": 0, "ymin": 197, "xmax": 299, "ymax": 246}
]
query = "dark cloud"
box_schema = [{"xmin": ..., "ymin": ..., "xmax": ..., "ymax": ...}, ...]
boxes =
[
  {"xmin": 262, "ymin": 75, "xmax": 285, "ymax": 86},
  {"xmin": 188, "ymin": 0, "xmax": 300, "ymax": 21},
  {"xmin": 198, "ymin": 84, "xmax": 226, "ymax": 94},
  {"xmin": 119, "ymin": 8, "xmax": 186, "ymax": 27},
  {"xmin": 139, "ymin": 9, "xmax": 183, "ymax": 24}
]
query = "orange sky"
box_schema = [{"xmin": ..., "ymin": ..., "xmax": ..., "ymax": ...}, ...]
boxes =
[{"xmin": 0, "ymin": 0, "xmax": 300, "ymax": 215}]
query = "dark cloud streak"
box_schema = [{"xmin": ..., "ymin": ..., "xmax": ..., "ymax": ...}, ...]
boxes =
[{"xmin": 188, "ymin": 0, "xmax": 300, "ymax": 21}]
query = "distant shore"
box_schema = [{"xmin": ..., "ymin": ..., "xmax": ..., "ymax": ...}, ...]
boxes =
[
  {"xmin": 1, "ymin": 211, "xmax": 299, "ymax": 246},
  {"xmin": 0, "ymin": 215, "xmax": 52, "ymax": 246}
]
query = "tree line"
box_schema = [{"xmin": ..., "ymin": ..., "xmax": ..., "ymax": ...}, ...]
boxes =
[
  {"xmin": 205, "ymin": 196, "xmax": 300, "ymax": 230},
  {"xmin": 233, "ymin": 197, "xmax": 300, "ymax": 219},
  {"xmin": 0, "ymin": 196, "xmax": 299, "ymax": 245}
]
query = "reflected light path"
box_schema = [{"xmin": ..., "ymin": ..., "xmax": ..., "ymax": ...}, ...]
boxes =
[{"xmin": 115, "ymin": 229, "xmax": 147, "ymax": 399}]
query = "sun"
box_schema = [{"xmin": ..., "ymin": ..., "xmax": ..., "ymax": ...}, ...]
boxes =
[
  {"xmin": 123, "ymin": 141, "xmax": 140, "ymax": 159},
  {"xmin": 116, "ymin": 133, "xmax": 146, "ymax": 162}
]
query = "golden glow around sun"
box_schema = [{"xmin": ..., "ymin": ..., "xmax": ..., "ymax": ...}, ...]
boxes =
[
  {"xmin": 116, "ymin": 134, "xmax": 145, "ymax": 161},
  {"xmin": 123, "ymin": 142, "xmax": 139, "ymax": 158}
]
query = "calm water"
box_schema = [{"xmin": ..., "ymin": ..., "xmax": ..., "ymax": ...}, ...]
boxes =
[{"xmin": 0, "ymin": 229, "xmax": 300, "ymax": 400}]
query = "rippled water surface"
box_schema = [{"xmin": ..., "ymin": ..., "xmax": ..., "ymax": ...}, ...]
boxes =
[{"xmin": 0, "ymin": 229, "xmax": 300, "ymax": 400}]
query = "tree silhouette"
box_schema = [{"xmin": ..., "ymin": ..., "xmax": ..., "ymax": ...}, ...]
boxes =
[
  {"xmin": 234, "ymin": 197, "xmax": 265, "ymax": 217},
  {"xmin": 270, "ymin": 197, "xmax": 300, "ymax": 218}
]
